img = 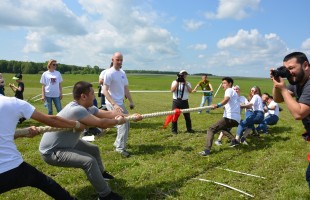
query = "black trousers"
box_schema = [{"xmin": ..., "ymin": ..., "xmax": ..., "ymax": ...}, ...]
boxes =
[
  {"xmin": 0, "ymin": 162, "xmax": 74, "ymax": 199},
  {"xmin": 171, "ymin": 99, "xmax": 192, "ymax": 132}
]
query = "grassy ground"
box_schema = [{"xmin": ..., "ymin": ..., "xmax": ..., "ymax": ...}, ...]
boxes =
[{"xmin": 1, "ymin": 73, "xmax": 310, "ymax": 200}]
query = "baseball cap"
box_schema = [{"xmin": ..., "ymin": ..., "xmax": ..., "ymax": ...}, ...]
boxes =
[
  {"xmin": 13, "ymin": 73, "xmax": 22, "ymax": 80},
  {"xmin": 179, "ymin": 70, "xmax": 188, "ymax": 75}
]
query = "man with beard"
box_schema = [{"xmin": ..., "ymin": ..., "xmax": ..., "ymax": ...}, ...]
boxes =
[{"xmin": 272, "ymin": 52, "xmax": 310, "ymax": 188}]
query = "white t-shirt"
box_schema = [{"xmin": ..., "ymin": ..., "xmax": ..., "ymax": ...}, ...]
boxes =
[
  {"xmin": 104, "ymin": 67, "xmax": 129, "ymax": 105},
  {"xmin": 239, "ymin": 95, "xmax": 249, "ymax": 113},
  {"xmin": 266, "ymin": 100, "xmax": 280, "ymax": 117},
  {"xmin": 172, "ymin": 81, "xmax": 191, "ymax": 100},
  {"xmin": 250, "ymin": 94, "xmax": 264, "ymax": 111},
  {"xmin": 40, "ymin": 70, "xmax": 63, "ymax": 97},
  {"xmin": 99, "ymin": 69, "xmax": 107, "ymax": 94},
  {"xmin": 0, "ymin": 95, "xmax": 35, "ymax": 173},
  {"xmin": 223, "ymin": 88, "xmax": 241, "ymax": 122}
]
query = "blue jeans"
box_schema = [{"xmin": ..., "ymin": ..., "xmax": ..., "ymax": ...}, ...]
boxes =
[
  {"xmin": 256, "ymin": 114, "xmax": 279, "ymax": 133},
  {"xmin": 199, "ymin": 95, "xmax": 212, "ymax": 113},
  {"xmin": 45, "ymin": 97, "xmax": 62, "ymax": 115},
  {"xmin": 236, "ymin": 111, "xmax": 264, "ymax": 137}
]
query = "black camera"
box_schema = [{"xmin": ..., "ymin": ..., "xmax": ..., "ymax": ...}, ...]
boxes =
[
  {"xmin": 177, "ymin": 74, "xmax": 185, "ymax": 82},
  {"xmin": 271, "ymin": 66, "xmax": 291, "ymax": 79}
]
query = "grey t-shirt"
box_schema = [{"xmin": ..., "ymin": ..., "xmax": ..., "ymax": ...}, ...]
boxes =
[
  {"xmin": 287, "ymin": 78, "xmax": 310, "ymax": 132},
  {"xmin": 39, "ymin": 101, "xmax": 98, "ymax": 155}
]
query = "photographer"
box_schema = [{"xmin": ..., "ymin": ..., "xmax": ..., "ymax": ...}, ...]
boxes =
[
  {"xmin": 170, "ymin": 70, "xmax": 194, "ymax": 134},
  {"xmin": 271, "ymin": 52, "xmax": 310, "ymax": 188}
]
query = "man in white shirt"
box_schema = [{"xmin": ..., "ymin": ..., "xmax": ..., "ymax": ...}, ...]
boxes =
[
  {"xmin": 199, "ymin": 77, "xmax": 241, "ymax": 156},
  {"xmin": 103, "ymin": 52, "xmax": 135, "ymax": 157}
]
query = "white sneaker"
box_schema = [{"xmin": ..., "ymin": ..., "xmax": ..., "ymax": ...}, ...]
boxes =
[{"xmin": 214, "ymin": 140, "xmax": 222, "ymax": 146}]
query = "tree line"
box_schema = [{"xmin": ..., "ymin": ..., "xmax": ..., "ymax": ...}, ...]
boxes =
[{"xmin": 0, "ymin": 60, "xmax": 213, "ymax": 76}]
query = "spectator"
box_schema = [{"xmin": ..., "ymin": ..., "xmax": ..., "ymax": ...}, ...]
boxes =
[
  {"xmin": 0, "ymin": 73, "xmax": 5, "ymax": 95},
  {"xmin": 199, "ymin": 77, "xmax": 241, "ymax": 156},
  {"xmin": 193, "ymin": 74, "xmax": 214, "ymax": 114},
  {"xmin": 99, "ymin": 62, "xmax": 113, "ymax": 110},
  {"xmin": 170, "ymin": 70, "xmax": 195, "ymax": 134},
  {"xmin": 9, "ymin": 73, "xmax": 24, "ymax": 100},
  {"xmin": 40, "ymin": 59, "xmax": 63, "ymax": 115},
  {"xmin": 256, "ymin": 93, "xmax": 280, "ymax": 134},
  {"xmin": 103, "ymin": 52, "xmax": 135, "ymax": 157},
  {"xmin": 0, "ymin": 93, "xmax": 85, "ymax": 199}
]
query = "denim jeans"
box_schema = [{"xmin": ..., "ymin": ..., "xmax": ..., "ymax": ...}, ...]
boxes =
[
  {"xmin": 236, "ymin": 110, "xmax": 264, "ymax": 137},
  {"xmin": 256, "ymin": 114, "xmax": 279, "ymax": 133},
  {"xmin": 45, "ymin": 96, "xmax": 62, "ymax": 115},
  {"xmin": 0, "ymin": 162, "xmax": 73, "ymax": 199},
  {"xmin": 199, "ymin": 95, "xmax": 212, "ymax": 113}
]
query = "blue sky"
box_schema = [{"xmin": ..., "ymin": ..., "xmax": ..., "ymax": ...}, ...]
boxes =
[{"xmin": 0, "ymin": 0, "xmax": 309, "ymax": 77}]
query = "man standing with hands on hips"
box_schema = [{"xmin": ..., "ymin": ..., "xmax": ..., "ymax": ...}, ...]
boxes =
[
  {"xmin": 271, "ymin": 52, "xmax": 310, "ymax": 188},
  {"xmin": 103, "ymin": 52, "xmax": 135, "ymax": 157}
]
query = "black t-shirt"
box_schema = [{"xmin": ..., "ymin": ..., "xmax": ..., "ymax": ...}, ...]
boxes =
[
  {"xmin": 15, "ymin": 82, "xmax": 24, "ymax": 100},
  {"xmin": 287, "ymin": 78, "xmax": 310, "ymax": 132}
]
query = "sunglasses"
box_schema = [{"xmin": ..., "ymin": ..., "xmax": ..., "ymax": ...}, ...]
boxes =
[{"xmin": 52, "ymin": 63, "xmax": 58, "ymax": 67}]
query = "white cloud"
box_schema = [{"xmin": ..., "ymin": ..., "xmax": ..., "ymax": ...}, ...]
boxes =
[
  {"xmin": 189, "ymin": 44, "xmax": 208, "ymax": 50},
  {"xmin": 202, "ymin": 29, "xmax": 289, "ymax": 77},
  {"xmin": 302, "ymin": 38, "xmax": 310, "ymax": 49},
  {"xmin": 183, "ymin": 20, "xmax": 204, "ymax": 31},
  {"xmin": 206, "ymin": 0, "xmax": 260, "ymax": 20},
  {"xmin": 1, "ymin": 0, "xmax": 180, "ymax": 68}
]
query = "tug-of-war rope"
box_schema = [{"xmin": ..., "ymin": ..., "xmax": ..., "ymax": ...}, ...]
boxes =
[{"xmin": 15, "ymin": 105, "xmax": 213, "ymax": 137}]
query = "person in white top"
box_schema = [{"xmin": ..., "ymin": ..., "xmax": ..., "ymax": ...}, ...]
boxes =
[
  {"xmin": 236, "ymin": 86, "xmax": 264, "ymax": 144},
  {"xmin": 170, "ymin": 70, "xmax": 194, "ymax": 134},
  {"xmin": 102, "ymin": 52, "xmax": 135, "ymax": 157},
  {"xmin": 214, "ymin": 85, "xmax": 248, "ymax": 146},
  {"xmin": 98, "ymin": 62, "xmax": 113, "ymax": 109},
  {"xmin": 0, "ymin": 94, "xmax": 85, "ymax": 199},
  {"xmin": 40, "ymin": 59, "xmax": 63, "ymax": 115},
  {"xmin": 199, "ymin": 77, "xmax": 241, "ymax": 156},
  {"xmin": 256, "ymin": 93, "xmax": 280, "ymax": 133}
]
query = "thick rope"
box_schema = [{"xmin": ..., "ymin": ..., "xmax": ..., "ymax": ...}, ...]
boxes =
[{"xmin": 15, "ymin": 105, "xmax": 213, "ymax": 137}]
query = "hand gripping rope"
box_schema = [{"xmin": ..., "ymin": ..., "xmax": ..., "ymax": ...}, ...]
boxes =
[{"xmin": 14, "ymin": 105, "xmax": 213, "ymax": 137}]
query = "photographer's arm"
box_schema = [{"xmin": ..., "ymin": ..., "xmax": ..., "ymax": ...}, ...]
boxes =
[
  {"xmin": 171, "ymin": 81, "xmax": 178, "ymax": 92},
  {"xmin": 185, "ymin": 82, "xmax": 193, "ymax": 93}
]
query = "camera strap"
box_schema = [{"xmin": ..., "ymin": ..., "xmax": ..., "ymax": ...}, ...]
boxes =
[{"xmin": 176, "ymin": 82, "xmax": 185, "ymax": 99}]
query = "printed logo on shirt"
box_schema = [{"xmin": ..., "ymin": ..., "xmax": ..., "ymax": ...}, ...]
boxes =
[{"xmin": 51, "ymin": 78, "xmax": 57, "ymax": 84}]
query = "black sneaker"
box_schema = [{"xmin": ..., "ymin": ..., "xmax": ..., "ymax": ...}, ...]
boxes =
[
  {"xmin": 229, "ymin": 139, "xmax": 240, "ymax": 147},
  {"xmin": 98, "ymin": 191, "xmax": 123, "ymax": 200},
  {"xmin": 102, "ymin": 171, "xmax": 114, "ymax": 181},
  {"xmin": 186, "ymin": 129, "xmax": 195, "ymax": 133},
  {"xmin": 198, "ymin": 149, "xmax": 210, "ymax": 156}
]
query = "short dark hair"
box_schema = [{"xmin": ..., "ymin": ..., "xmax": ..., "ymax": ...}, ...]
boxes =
[
  {"xmin": 283, "ymin": 52, "xmax": 309, "ymax": 65},
  {"xmin": 73, "ymin": 81, "xmax": 93, "ymax": 100},
  {"xmin": 222, "ymin": 77, "xmax": 234, "ymax": 85}
]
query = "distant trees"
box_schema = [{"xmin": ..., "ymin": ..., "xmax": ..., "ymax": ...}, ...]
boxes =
[{"xmin": 0, "ymin": 60, "xmax": 213, "ymax": 76}]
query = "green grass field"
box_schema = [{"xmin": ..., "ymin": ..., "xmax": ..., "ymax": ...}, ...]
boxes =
[{"xmin": 1, "ymin": 73, "xmax": 310, "ymax": 200}]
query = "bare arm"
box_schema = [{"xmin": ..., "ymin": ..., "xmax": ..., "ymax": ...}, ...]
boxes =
[
  {"xmin": 171, "ymin": 81, "xmax": 178, "ymax": 92},
  {"xmin": 192, "ymin": 84, "xmax": 200, "ymax": 92},
  {"xmin": 272, "ymin": 77, "xmax": 310, "ymax": 119},
  {"xmin": 103, "ymin": 84, "xmax": 123, "ymax": 113},
  {"xmin": 79, "ymin": 113, "xmax": 125, "ymax": 129},
  {"xmin": 211, "ymin": 96, "xmax": 230, "ymax": 109},
  {"xmin": 185, "ymin": 82, "xmax": 193, "ymax": 93},
  {"xmin": 124, "ymin": 85, "xmax": 134, "ymax": 107},
  {"xmin": 59, "ymin": 82, "xmax": 63, "ymax": 100},
  {"xmin": 30, "ymin": 110, "xmax": 85, "ymax": 130},
  {"xmin": 209, "ymin": 83, "xmax": 214, "ymax": 92},
  {"xmin": 41, "ymin": 85, "xmax": 45, "ymax": 102}
]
